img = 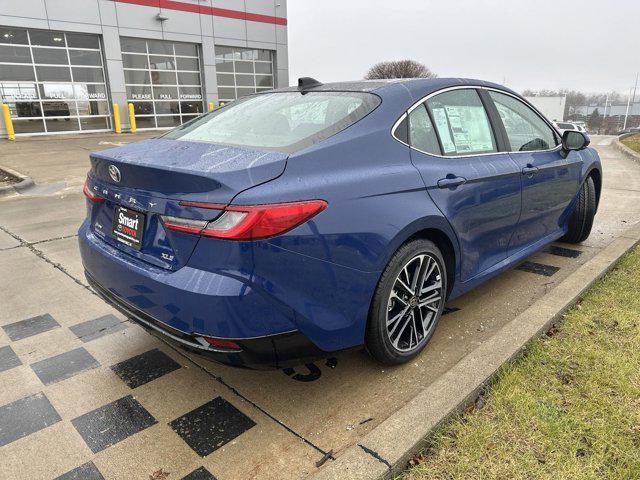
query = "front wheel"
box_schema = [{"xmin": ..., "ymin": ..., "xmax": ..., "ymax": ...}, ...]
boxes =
[
  {"xmin": 365, "ymin": 239, "xmax": 446, "ymax": 365},
  {"xmin": 561, "ymin": 176, "xmax": 597, "ymax": 244}
]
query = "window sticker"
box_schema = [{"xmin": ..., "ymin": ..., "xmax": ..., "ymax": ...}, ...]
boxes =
[
  {"xmin": 445, "ymin": 105, "xmax": 471, "ymax": 153},
  {"xmin": 443, "ymin": 105, "xmax": 493, "ymax": 154},
  {"xmin": 432, "ymin": 107, "xmax": 456, "ymax": 153}
]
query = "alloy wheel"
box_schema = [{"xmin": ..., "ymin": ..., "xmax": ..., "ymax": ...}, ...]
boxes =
[{"xmin": 385, "ymin": 253, "xmax": 443, "ymax": 353}]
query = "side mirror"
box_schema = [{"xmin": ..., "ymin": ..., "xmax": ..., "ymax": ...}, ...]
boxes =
[{"xmin": 562, "ymin": 130, "xmax": 589, "ymax": 152}]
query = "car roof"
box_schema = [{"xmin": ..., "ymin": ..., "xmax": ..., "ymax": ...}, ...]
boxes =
[{"xmin": 272, "ymin": 77, "xmax": 519, "ymax": 99}]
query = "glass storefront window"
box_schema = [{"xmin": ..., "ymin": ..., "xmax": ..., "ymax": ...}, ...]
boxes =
[
  {"xmin": 29, "ymin": 30, "xmax": 66, "ymax": 47},
  {"xmin": 32, "ymin": 47, "xmax": 68, "ymax": 64},
  {"xmin": 123, "ymin": 54, "xmax": 148, "ymax": 69},
  {"xmin": 39, "ymin": 83, "xmax": 75, "ymax": 100},
  {"xmin": 0, "ymin": 45, "xmax": 31, "ymax": 63},
  {"xmin": 0, "ymin": 27, "xmax": 110, "ymax": 134},
  {"xmin": 46, "ymin": 117, "xmax": 79, "ymax": 132},
  {"xmin": 121, "ymin": 37, "xmax": 204, "ymax": 129},
  {"xmin": 74, "ymin": 83, "xmax": 107, "ymax": 101},
  {"xmin": 149, "ymin": 55, "xmax": 175, "ymax": 70},
  {"xmin": 72, "ymin": 67, "xmax": 104, "ymax": 83},
  {"xmin": 69, "ymin": 50, "xmax": 102, "ymax": 66},
  {"xmin": 151, "ymin": 71, "xmax": 177, "ymax": 85},
  {"xmin": 66, "ymin": 33, "xmax": 99, "ymax": 49},
  {"xmin": 13, "ymin": 118, "xmax": 44, "ymax": 133},
  {"xmin": 1, "ymin": 83, "xmax": 38, "ymax": 101},
  {"xmin": 0, "ymin": 27, "xmax": 29, "ymax": 45},
  {"xmin": 0, "ymin": 65, "xmax": 34, "ymax": 81},
  {"xmin": 214, "ymin": 46, "xmax": 275, "ymax": 103},
  {"xmin": 80, "ymin": 117, "xmax": 109, "ymax": 130},
  {"xmin": 153, "ymin": 86, "xmax": 178, "ymax": 100}
]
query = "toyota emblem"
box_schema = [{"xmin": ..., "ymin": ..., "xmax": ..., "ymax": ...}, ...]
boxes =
[{"xmin": 108, "ymin": 165, "xmax": 121, "ymax": 183}]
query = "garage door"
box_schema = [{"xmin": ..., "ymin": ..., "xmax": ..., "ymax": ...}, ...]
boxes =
[
  {"xmin": 121, "ymin": 37, "xmax": 204, "ymax": 130},
  {"xmin": 0, "ymin": 26, "xmax": 111, "ymax": 135},
  {"xmin": 215, "ymin": 46, "xmax": 275, "ymax": 103}
]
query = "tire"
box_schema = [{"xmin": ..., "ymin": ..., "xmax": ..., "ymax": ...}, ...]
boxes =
[
  {"xmin": 365, "ymin": 239, "xmax": 447, "ymax": 365},
  {"xmin": 561, "ymin": 176, "xmax": 596, "ymax": 244}
]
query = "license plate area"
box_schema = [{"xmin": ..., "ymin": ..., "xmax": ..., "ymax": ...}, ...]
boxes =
[{"xmin": 112, "ymin": 205, "xmax": 145, "ymax": 250}]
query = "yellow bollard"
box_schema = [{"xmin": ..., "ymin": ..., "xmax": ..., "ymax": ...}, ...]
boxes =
[
  {"xmin": 208, "ymin": 102, "xmax": 214, "ymax": 111},
  {"xmin": 113, "ymin": 103, "xmax": 121, "ymax": 134},
  {"xmin": 2, "ymin": 104, "xmax": 15, "ymax": 141},
  {"xmin": 128, "ymin": 103, "xmax": 136, "ymax": 133}
]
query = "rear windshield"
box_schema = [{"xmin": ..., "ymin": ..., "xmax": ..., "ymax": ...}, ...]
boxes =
[
  {"xmin": 557, "ymin": 123, "xmax": 575, "ymax": 129},
  {"xmin": 163, "ymin": 91, "xmax": 381, "ymax": 153}
]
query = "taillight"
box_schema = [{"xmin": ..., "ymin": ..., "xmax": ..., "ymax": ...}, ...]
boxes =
[
  {"xmin": 83, "ymin": 178, "xmax": 105, "ymax": 203},
  {"xmin": 201, "ymin": 337, "xmax": 241, "ymax": 351},
  {"xmin": 161, "ymin": 200, "xmax": 327, "ymax": 241}
]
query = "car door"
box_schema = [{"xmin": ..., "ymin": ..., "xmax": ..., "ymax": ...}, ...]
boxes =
[
  {"xmin": 403, "ymin": 88, "xmax": 522, "ymax": 282},
  {"xmin": 485, "ymin": 90, "xmax": 583, "ymax": 255}
]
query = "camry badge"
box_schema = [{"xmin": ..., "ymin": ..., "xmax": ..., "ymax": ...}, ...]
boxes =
[{"xmin": 108, "ymin": 165, "xmax": 121, "ymax": 183}]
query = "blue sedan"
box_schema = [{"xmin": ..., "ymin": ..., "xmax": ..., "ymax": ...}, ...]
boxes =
[{"xmin": 79, "ymin": 77, "xmax": 601, "ymax": 367}]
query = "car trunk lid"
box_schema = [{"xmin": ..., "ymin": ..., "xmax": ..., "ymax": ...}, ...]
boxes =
[{"xmin": 85, "ymin": 138, "xmax": 287, "ymax": 270}]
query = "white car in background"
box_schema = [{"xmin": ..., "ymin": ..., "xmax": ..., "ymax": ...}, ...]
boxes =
[
  {"xmin": 554, "ymin": 121, "xmax": 588, "ymax": 135},
  {"xmin": 573, "ymin": 122, "xmax": 588, "ymax": 134}
]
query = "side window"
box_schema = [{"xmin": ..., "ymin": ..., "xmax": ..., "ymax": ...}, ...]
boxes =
[
  {"xmin": 489, "ymin": 91, "xmax": 558, "ymax": 152},
  {"xmin": 426, "ymin": 89, "xmax": 496, "ymax": 156},
  {"xmin": 394, "ymin": 115, "xmax": 408, "ymax": 144},
  {"xmin": 408, "ymin": 104, "xmax": 440, "ymax": 155}
]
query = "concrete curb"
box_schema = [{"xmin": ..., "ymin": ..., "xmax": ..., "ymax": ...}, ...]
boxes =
[
  {"xmin": 613, "ymin": 136, "xmax": 640, "ymax": 164},
  {"xmin": 312, "ymin": 222, "xmax": 640, "ymax": 480},
  {"xmin": 0, "ymin": 164, "xmax": 34, "ymax": 196}
]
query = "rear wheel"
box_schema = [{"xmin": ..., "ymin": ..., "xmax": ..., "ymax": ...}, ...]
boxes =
[
  {"xmin": 365, "ymin": 239, "xmax": 446, "ymax": 365},
  {"xmin": 561, "ymin": 176, "xmax": 597, "ymax": 244}
]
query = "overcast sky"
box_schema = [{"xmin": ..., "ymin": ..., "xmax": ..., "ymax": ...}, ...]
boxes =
[{"xmin": 287, "ymin": 0, "xmax": 640, "ymax": 95}]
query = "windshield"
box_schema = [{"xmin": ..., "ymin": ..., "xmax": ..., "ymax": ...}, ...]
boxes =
[{"xmin": 163, "ymin": 91, "xmax": 381, "ymax": 153}]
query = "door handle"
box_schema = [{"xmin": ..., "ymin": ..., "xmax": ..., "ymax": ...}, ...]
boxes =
[
  {"xmin": 521, "ymin": 164, "xmax": 539, "ymax": 176},
  {"xmin": 437, "ymin": 176, "xmax": 467, "ymax": 188}
]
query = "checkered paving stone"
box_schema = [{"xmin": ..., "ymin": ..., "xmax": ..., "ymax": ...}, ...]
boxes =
[
  {"xmin": 69, "ymin": 314, "xmax": 128, "ymax": 343},
  {"xmin": 516, "ymin": 260, "xmax": 560, "ymax": 276},
  {"xmin": 30, "ymin": 347, "xmax": 100, "ymax": 385},
  {"xmin": 0, "ymin": 345, "xmax": 21, "ymax": 373},
  {"xmin": 546, "ymin": 245, "xmax": 583, "ymax": 258},
  {"xmin": 169, "ymin": 397, "xmax": 257, "ymax": 457},
  {"xmin": 71, "ymin": 395, "xmax": 158, "ymax": 453},
  {"xmin": 2, "ymin": 313, "xmax": 60, "ymax": 341},
  {"xmin": 182, "ymin": 466, "xmax": 217, "ymax": 480},
  {"xmin": 54, "ymin": 462, "xmax": 105, "ymax": 480},
  {"xmin": 110, "ymin": 348, "xmax": 182, "ymax": 389},
  {"xmin": 1, "ymin": 308, "xmax": 302, "ymax": 478},
  {"xmin": 0, "ymin": 392, "xmax": 61, "ymax": 447}
]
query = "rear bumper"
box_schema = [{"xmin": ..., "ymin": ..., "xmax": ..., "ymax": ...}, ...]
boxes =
[
  {"xmin": 86, "ymin": 270, "xmax": 327, "ymax": 369},
  {"xmin": 78, "ymin": 220, "xmax": 332, "ymax": 367},
  {"xmin": 79, "ymin": 221, "xmax": 299, "ymax": 339}
]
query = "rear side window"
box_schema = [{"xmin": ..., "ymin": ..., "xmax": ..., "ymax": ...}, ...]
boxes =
[
  {"xmin": 408, "ymin": 104, "xmax": 440, "ymax": 155},
  {"xmin": 163, "ymin": 91, "xmax": 380, "ymax": 153},
  {"xmin": 426, "ymin": 89, "xmax": 496, "ymax": 156},
  {"xmin": 489, "ymin": 91, "xmax": 558, "ymax": 152}
]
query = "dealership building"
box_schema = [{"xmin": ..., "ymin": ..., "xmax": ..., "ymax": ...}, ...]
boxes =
[{"xmin": 0, "ymin": 0, "xmax": 288, "ymax": 137}]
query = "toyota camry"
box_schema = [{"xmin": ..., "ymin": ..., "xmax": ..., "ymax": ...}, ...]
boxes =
[{"xmin": 79, "ymin": 77, "xmax": 601, "ymax": 368}]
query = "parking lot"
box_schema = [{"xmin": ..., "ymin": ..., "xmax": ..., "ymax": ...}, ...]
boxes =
[{"xmin": 1, "ymin": 134, "xmax": 639, "ymax": 480}]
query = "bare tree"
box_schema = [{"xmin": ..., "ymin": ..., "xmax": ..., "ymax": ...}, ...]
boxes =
[{"xmin": 365, "ymin": 60, "xmax": 436, "ymax": 80}]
